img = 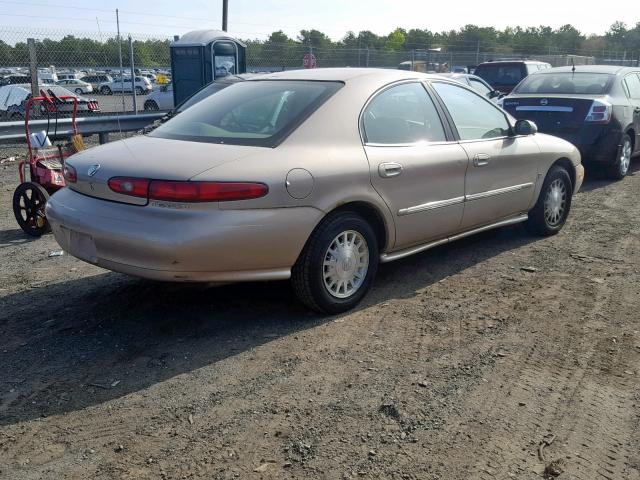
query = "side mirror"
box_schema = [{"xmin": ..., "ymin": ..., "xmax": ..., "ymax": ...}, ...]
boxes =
[
  {"xmin": 514, "ymin": 119, "xmax": 538, "ymax": 136},
  {"xmin": 489, "ymin": 90, "xmax": 501, "ymax": 99}
]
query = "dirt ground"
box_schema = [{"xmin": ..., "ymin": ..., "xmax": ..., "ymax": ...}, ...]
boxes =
[{"xmin": 0, "ymin": 150, "xmax": 639, "ymax": 480}]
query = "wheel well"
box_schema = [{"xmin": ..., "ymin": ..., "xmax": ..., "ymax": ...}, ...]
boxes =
[
  {"xmin": 330, "ymin": 202, "xmax": 389, "ymax": 251},
  {"xmin": 625, "ymin": 128, "xmax": 635, "ymax": 150},
  {"xmin": 551, "ymin": 157, "xmax": 575, "ymax": 189}
]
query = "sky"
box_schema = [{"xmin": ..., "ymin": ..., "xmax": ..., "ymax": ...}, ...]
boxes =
[{"xmin": 0, "ymin": 0, "xmax": 635, "ymax": 40}]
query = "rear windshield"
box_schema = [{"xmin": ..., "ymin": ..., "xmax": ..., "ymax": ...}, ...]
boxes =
[
  {"xmin": 514, "ymin": 73, "xmax": 613, "ymax": 95},
  {"xmin": 150, "ymin": 80, "xmax": 342, "ymax": 147},
  {"xmin": 475, "ymin": 64, "xmax": 526, "ymax": 87}
]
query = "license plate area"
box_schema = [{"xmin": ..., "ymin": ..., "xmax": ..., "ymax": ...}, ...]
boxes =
[{"xmin": 61, "ymin": 226, "xmax": 98, "ymax": 263}]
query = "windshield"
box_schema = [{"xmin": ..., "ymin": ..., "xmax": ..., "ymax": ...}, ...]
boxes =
[
  {"xmin": 514, "ymin": 72, "xmax": 613, "ymax": 95},
  {"xmin": 475, "ymin": 64, "xmax": 526, "ymax": 86},
  {"xmin": 151, "ymin": 80, "xmax": 342, "ymax": 147}
]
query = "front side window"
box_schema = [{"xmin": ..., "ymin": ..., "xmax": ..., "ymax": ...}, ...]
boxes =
[
  {"xmin": 516, "ymin": 73, "xmax": 613, "ymax": 95},
  {"xmin": 624, "ymin": 74, "xmax": 640, "ymax": 99},
  {"xmin": 362, "ymin": 82, "xmax": 446, "ymax": 144},
  {"xmin": 151, "ymin": 80, "xmax": 342, "ymax": 147},
  {"xmin": 432, "ymin": 82, "xmax": 510, "ymax": 141}
]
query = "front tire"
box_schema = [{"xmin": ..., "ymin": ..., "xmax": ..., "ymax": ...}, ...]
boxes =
[
  {"xmin": 74, "ymin": 88, "xmax": 83, "ymax": 94},
  {"xmin": 606, "ymin": 133, "xmax": 632, "ymax": 180},
  {"xmin": 526, "ymin": 165, "xmax": 572, "ymax": 236},
  {"xmin": 292, "ymin": 211, "xmax": 379, "ymax": 314},
  {"xmin": 100, "ymin": 86, "xmax": 112, "ymax": 95},
  {"xmin": 135, "ymin": 86, "xmax": 144, "ymax": 95}
]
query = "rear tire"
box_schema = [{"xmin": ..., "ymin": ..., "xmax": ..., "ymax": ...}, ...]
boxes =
[
  {"xmin": 292, "ymin": 211, "xmax": 379, "ymax": 314},
  {"xmin": 606, "ymin": 133, "xmax": 632, "ymax": 180},
  {"xmin": 100, "ymin": 86, "xmax": 112, "ymax": 95},
  {"xmin": 144, "ymin": 100, "xmax": 159, "ymax": 111},
  {"xmin": 526, "ymin": 165, "xmax": 572, "ymax": 236},
  {"xmin": 74, "ymin": 88, "xmax": 83, "ymax": 94}
]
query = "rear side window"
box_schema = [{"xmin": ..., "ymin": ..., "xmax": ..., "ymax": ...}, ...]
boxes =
[
  {"xmin": 516, "ymin": 73, "xmax": 613, "ymax": 94},
  {"xmin": 151, "ymin": 80, "xmax": 342, "ymax": 147},
  {"xmin": 432, "ymin": 82, "xmax": 510, "ymax": 141},
  {"xmin": 475, "ymin": 64, "xmax": 526, "ymax": 87},
  {"xmin": 363, "ymin": 82, "xmax": 446, "ymax": 144},
  {"xmin": 624, "ymin": 74, "xmax": 640, "ymax": 99}
]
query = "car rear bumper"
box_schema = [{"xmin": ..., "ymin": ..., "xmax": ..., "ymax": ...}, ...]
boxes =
[
  {"xmin": 535, "ymin": 125, "xmax": 622, "ymax": 165},
  {"xmin": 46, "ymin": 187, "xmax": 323, "ymax": 282}
]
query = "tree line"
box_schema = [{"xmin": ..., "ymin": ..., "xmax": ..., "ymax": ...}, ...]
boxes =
[{"xmin": 0, "ymin": 21, "xmax": 638, "ymax": 69}]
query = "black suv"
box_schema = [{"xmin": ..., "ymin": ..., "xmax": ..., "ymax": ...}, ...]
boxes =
[{"xmin": 474, "ymin": 60, "xmax": 551, "ymax": 94}]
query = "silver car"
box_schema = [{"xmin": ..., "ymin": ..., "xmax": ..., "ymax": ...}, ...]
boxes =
[{"xmin": 47, "ymin": 68, "xmax": 583, "ymax": 313}]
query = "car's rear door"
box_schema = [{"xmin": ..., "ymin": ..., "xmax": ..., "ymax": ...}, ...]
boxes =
[
  {"xmin": 431, "ymin": 81, "xmax": 540, "ymax": 230},
  {"xmin": 362, "ymin": 81, "xmax": 468, "ymax": 249}
]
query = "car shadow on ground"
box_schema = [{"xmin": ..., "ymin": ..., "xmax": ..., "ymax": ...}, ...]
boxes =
[
  {"xmin": 577, "ymin": 159, "xmax": 640, "ymax": 193},
  {"xmin": 0, "ymin": 228, "xmax": 39, "ymax": 249},
  {"xmin": 0, "ymin": 223, "xmax": 537, "ymax": 427}
]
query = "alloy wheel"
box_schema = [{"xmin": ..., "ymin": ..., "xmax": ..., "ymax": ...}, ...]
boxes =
[
  {"xmin": 543, "ymin": 178, "xmax": 567, "ymax": 227},
  {"xmin": 322, "ymin": 230, "xmax": 369, "ymax": 299}
]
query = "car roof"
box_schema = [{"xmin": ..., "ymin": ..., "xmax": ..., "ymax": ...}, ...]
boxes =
[
  {"xmin": 249, "ymin": 67, "xmax": 436, "ymax": 84},
  {"xmin": 532, "ymin": 65, "xmax": 639, "ymax": 75},
  {"xmin": 477, "ymin": 60, "xmax": 549, "ymax": 65}
]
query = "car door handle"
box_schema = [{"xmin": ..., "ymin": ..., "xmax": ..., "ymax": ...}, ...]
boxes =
[
  {"xmin": 473, "ymin": 154, "xmax": 491, "ymax": 167},
  {"xmin": 379, "ymin": 162, "xmax": 403, "ymax": 178}
]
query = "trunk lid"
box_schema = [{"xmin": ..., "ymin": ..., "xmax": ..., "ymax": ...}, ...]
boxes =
[
  {"xmin": 66, "ymin": 135, "xmax": 260, "ymax": 205},
  {"xmin": 502, "ymin": 95, "xmax": 600, "ymax": 135}
]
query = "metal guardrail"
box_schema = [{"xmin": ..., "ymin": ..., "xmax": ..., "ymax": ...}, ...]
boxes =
[{"xmin": 0, "ymin": 112, "xmax": 165, "ymax": 144}]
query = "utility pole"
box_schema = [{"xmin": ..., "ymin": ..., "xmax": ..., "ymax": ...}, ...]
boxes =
[
  {"xmin": 129, "ymin": 36, "xmax": 137, "ymax": 113},
  {"xmin": 27, "ymin": 38, "xmax": 39, "ymax": 117},
  {"xmin": 222, "ymin": 0, "xmax": 228, "ymax": 31},
  {"xmin": 116, "ymin": 9, "xmax": 125, "ymax": 113}
]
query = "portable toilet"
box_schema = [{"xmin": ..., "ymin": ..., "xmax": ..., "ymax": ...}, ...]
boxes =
[{"xmin": 170, "ymin": 30, "xmax": 247, "ymax": 105}]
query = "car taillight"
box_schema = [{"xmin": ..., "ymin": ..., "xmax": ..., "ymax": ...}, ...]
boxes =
[
  {"xmin": 107, "ymin": 177, "xmax": 268, "ymax": 202},
  {"xmin": 585, "ymin": 100, "xmax": 612, "ymax": 124},
  {"xmin": 108, "ymin": 177, "xmax": 150, "ymax": 198},
  {"xmin": 88, "ymin": 101, "xmax": 99, "ymax": 110},
  {"xmin": 149, "ymin": 181, "xmax": 268, "ymax": 202},
  {"xmin": 63, "ymin": 163, "xmax": 77, "ymax": 183}
]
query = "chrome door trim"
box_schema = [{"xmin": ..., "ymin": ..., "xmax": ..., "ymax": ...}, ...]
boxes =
[
  {"xmin": 398, "ymin": 196, "xmax": 465, "ymax": 216},
  {"xmin": 465, "ymin": 182, "xmax": 534, "ymax": 202},
  {"xmin": 380, "ymin": 214, "xmax": 528, "ymax": 263}
]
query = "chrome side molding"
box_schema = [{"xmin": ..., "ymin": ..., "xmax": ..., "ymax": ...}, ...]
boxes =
[
  {"xmin": 398, "ymin": 196, "xmax": 465, "ymax": 216},
  {"xmin": 465, "ymin": 183, "xmax": 534, "ymax": 202},
  {"xmin": 380, "ymin": 214, "xmax": 528, "ymax": 263}
]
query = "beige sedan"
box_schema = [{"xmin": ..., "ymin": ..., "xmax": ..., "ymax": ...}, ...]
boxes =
[{"xmin": 46, "ymin": 68, "xmax": 583, "ymax": 313}]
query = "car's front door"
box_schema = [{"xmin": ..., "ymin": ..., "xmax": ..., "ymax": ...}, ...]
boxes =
[
  {"xmin": 362, "ymin": 81, "xmax": 469, "ymax": 249},
  {"xmin": 623, "ymin": 72, "xmax": 640, "ymax": 154},
  {"xmin": 431, "ymin": 81, "xmax": 540, "ymax": 230}
]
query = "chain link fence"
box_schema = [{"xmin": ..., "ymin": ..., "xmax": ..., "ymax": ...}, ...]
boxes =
[{"xmin": 1, "ymin": 26, "xmax": 639, "ymax": 161}]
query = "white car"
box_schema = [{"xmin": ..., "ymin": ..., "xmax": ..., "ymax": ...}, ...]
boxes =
[
  {"xmin": 144, "ymin": 84, "xmax": 173, "ymax": 110},
  {"xmin": 56, "ymin": 78, "xmax": 93, "ymax": 94},
  {"xmin": 99, "ymin": 76, "xmax": 152, "ymax": 95}
]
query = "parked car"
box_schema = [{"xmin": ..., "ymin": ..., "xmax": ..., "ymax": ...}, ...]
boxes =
[
  {"xmin": 437, "ymin": 73, "xmax": 503, "ymax": 102},
  {"xmin": 475, "ymin": 60, "xmax": 552, "ymax": 94},
  {"xmin": 99, "ymin": 76, "xmax": 152, "ymax": 95},
  {"xmin": 80, "ymin": 74, "xmax": 113, "ymax": 91},
  {"xmin": 500, "ymin": 65, "xmax": 640, "ymax": 180},
  {"xmin": 0, "ymin": 75, "xmax": 31, "ymax": 86},
  {"xmin": 56, "ymin": 78, "xmax": 93, "ymax": 94},
  {"xmin": 143, "ymin": 83, "xmax": 174, "ymax": 111},
  {"xmin": 47, "ymin": 68, "xmax": 582, "ymax": 313},
  {"xmin": 144, "ymin": 74, "xmax": 256, "ymax": 112},
  {"xmin": 0, "ymin": 84, "xmax": 100, "ymax": 120},
  {"xmin": 57, "ymin": 73, "xmax": 80, "ymax": 81}
]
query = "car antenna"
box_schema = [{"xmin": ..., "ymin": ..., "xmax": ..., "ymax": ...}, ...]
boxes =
[{"xmin": 571, "ymin": 58, "xmax": 576, "ymax": 74}]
